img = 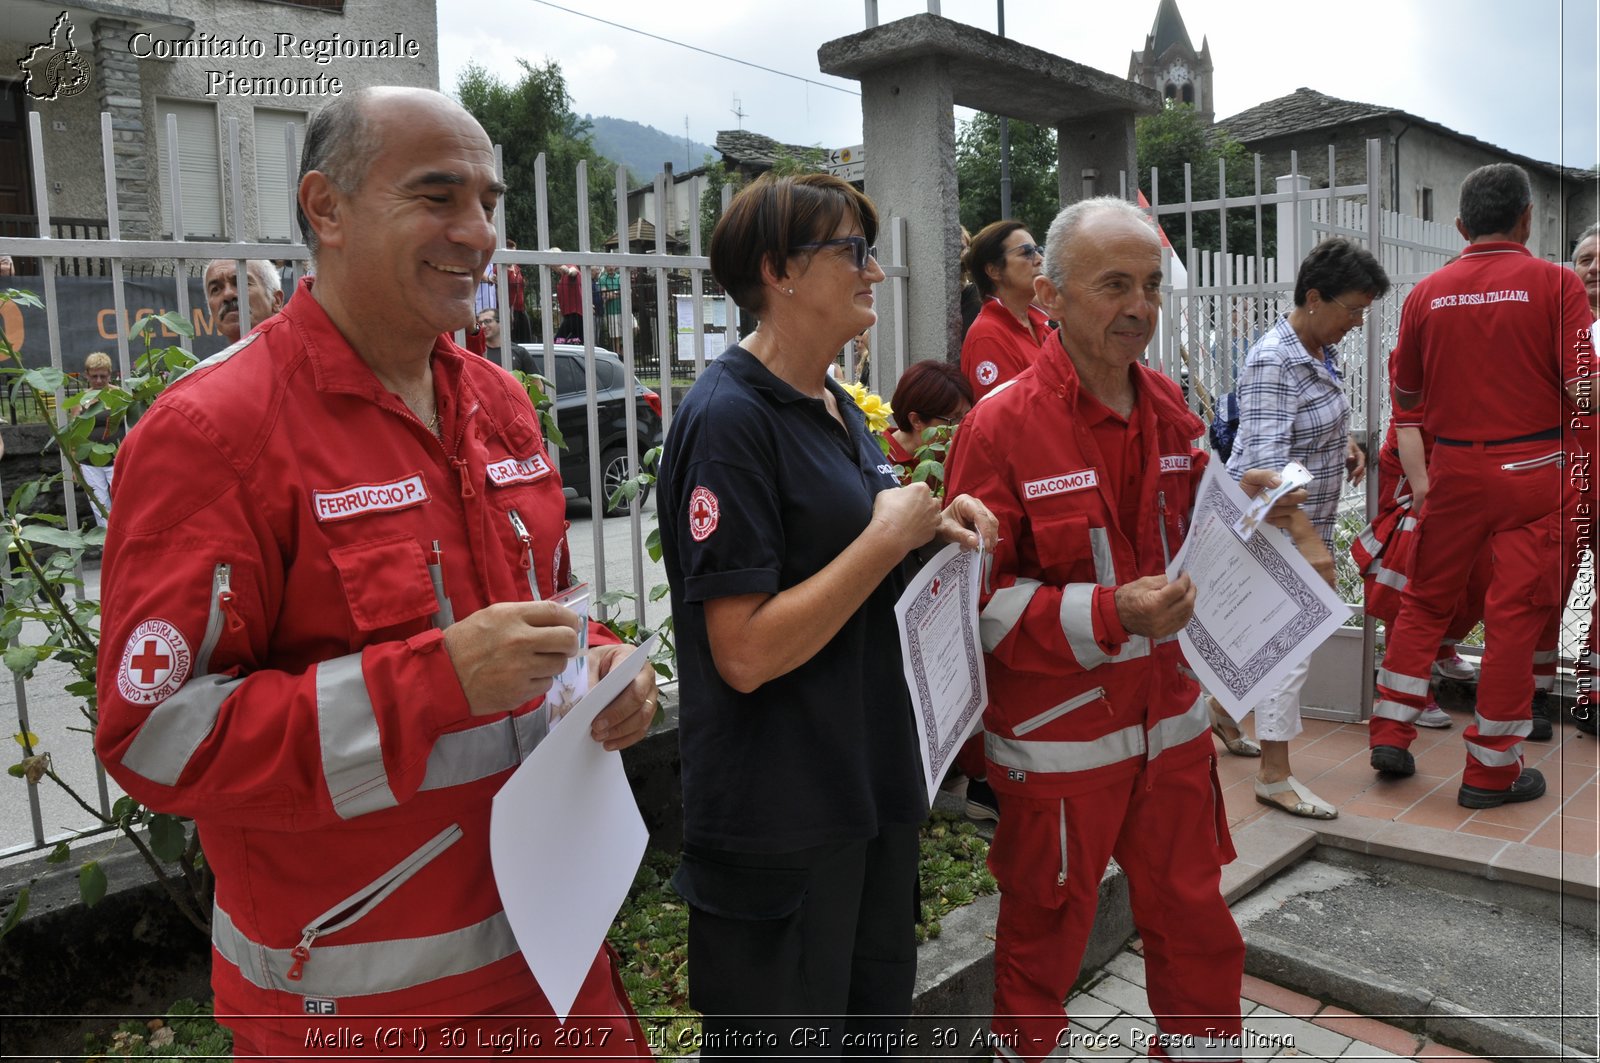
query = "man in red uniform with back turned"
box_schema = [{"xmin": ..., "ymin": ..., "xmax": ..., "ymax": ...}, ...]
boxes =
[
  {"xmin": 1369, "ymin": 163, "xmax": 1593, "ymax": 807},
  {"xmin": 945, "ymin": 197, "xmax": 1307, "ymax": 1063},
  {"xmin": 95, "ymin": 87, "xmax": 657, "ymax": 1057}
]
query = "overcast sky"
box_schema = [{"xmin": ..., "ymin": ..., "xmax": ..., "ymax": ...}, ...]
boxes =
[{"xmin": 438, "ymin": 0, "xmax": 1598, "ymax": 176}]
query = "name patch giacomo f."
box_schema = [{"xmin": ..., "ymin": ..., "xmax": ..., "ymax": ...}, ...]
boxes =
[
  {"xmin": 312, "ymin": 474, "xmax": 430, "ymax": 522},
  {"xmin": 117, "ymin": 618, "xmax": 193, "ymax": 705},
  {"xmin": 1023, "ymin": 469, "xmax": 1100, "ymax": 500}
]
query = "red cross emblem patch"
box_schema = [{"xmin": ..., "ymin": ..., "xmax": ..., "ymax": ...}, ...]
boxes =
[
  {"xmin": 976, "ymin": 360, "xmax": 999, "ymax": 386},
  {"xmin": 688, "ymin": 486, "xmax": 720, "ymax": 542},
  {"xmin": 117, "ymin": 619, "xmax": 192, "ymax": 706}
]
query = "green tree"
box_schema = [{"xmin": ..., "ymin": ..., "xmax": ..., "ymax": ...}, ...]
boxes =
[
  {"xmin": 454, "ymin": 59, "xmax": 618, "ymax": 251},
  {"xmin": 955, "ymin": 114, "xmax": 1059, "ymax": 238},
  {"xmin": 1135, "ymin": 103, "xmax": 1272, "ymax": 265}
]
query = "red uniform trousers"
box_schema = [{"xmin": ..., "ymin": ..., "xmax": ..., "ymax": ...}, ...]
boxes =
[
  {"xmin": 1371, "ymin": 439, "xmax": 1569, "ymax": 788},
  {"xmin": 1533, "ymin": 436, "xmax": 1596, "ymax": 701},
  {"xmin": 988, "ymin": 754, "xmax": 1243, "ymax": 1063},
  {"xmin": 1362, "ymin": 461, "xmax": 1488, "ymax": 641}
]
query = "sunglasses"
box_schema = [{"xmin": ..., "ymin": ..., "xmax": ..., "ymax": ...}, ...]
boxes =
[
  {"xmin": 1007, "ymin": 242, "xmax": 1044, "ymax": 260},
  {"xmin": 796, "ymin": 236, "xmax": 878, "ymax": 270}
]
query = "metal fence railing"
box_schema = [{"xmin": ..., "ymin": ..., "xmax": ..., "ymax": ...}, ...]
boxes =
[
  {"xmin": 0, "ymin": 109, "xmax": 912, "ymax": 860},
  {"xmin": 1125, "ymin": 140, "xmax": 1600, "ymax": 722}
]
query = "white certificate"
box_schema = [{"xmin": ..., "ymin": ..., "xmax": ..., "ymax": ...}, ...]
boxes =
[
  {"xmin": 489, "ymin": 634, "xmax": 658, "ymax": 1022},
  {"xmin": 895, "ymin": 542, "xmax": 989, "ymax": 806},
  {"xmin": 1167, "ymin": 463, "xmax": 1351, "ymax": 721}
]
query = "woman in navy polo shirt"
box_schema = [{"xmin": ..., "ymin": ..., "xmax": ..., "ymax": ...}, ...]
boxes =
[{"xmin": 658, "ymin": 173, "xmax": 996, "ymax": 1056}]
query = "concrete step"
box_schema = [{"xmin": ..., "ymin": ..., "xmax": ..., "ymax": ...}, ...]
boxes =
[{"xmin": 1233, "ymin": 850, "xmax": 1598, "ymax": 1060}]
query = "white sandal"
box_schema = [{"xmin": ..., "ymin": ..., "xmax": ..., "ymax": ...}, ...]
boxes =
[{"xmin": 1254, "ymin": 775, "xmax": 1337, "ymax": 820}]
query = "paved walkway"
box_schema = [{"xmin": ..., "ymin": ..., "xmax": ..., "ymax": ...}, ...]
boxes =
[{"xmin": 1060, "ymin": 710, "xmax": 1597, "ymax": 1063}]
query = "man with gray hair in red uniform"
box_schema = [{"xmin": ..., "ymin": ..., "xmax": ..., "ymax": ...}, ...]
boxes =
[
  {"xmin": 945, "ymin": 195, "xmax": 1310, "ymax": 1063},
  {"xmin": 96, "ymin": 87, "xmax": 657, "ymax": 1057},
  {"xmin": 1369, "ymin": 163, "xmax": 1593, "ymax": 806}
]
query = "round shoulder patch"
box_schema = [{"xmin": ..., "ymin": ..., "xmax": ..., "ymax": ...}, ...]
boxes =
[
  {"xmin": 117, "ymin": 619, "xmax": 193, "ymax": 706},
  {"xmin": 688, "ymin": 486, "xmax": 721, "ymax": 542},
  {"xmin": 976, "ymin": 360, "xmax": 999, "ymax": 386}
]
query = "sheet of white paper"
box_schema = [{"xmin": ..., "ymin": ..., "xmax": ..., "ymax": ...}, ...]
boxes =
[
  {"xmin": 894, "ymin": 542, "xmax": 989, "ymax": 807},
  {"xmin": 1233, "ymin": 460, "xmax": 1313, "ymax": 541},
  {"xmin": 489, "ymin": 634, "xmax": 658, "ymax": 1022},
  {"xmin": 1168, "ymin": 463, "xmax": 1351, "ymax": 721}
]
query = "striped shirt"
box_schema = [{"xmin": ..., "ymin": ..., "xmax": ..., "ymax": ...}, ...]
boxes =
[{"xmin": 1225, "ymin": 316, "xmax": 1350, "ymax": 546}]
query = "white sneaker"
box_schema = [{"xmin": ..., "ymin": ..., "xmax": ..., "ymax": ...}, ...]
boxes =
[
  {"xmin": 1434, "ymin": 654, "xmax": 1478, "ymax": 682},
  {"xmin": 1416, "ymin": 705, "xmax": 1453, "ymax": 729}
]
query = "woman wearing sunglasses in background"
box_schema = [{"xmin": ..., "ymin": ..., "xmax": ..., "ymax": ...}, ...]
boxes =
[
  {"xmin": 657, "ymin": 173, "xmax": 997, "ymax": 1055},
  {"xmin": 959, "ymin": 219, "xmax": 1056, "ymax": 400}
]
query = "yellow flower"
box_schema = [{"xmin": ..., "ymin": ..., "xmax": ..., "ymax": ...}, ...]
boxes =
[{"xmin": 842, "ymin": 381, "xmax": 894, "ymax": 434}]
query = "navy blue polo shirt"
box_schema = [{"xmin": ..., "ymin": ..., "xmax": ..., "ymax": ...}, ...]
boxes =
[{"xmin": 659, "ymin": 345, "xmax": 928, "ymax": 853}]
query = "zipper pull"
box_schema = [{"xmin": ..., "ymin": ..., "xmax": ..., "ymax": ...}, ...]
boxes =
[
  {"xmin": 286, "ymin": 927, "xmax": 320, "ymax": 981},
  {"xmin": 215, "ymin": 564, "xmax": 245, "ymax": 633},
  {"xmin": 432, "ymin": 540, "xmax": 444, "ymax": 568},
  {"xmin": 508, "ymin": 509, "xmax": 533, "ymax": 571},
  {"xmin": 450, "ymin": 457, "xmax": 477, "ymax": 499}
]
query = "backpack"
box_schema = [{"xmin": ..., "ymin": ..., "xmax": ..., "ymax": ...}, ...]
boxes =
[{"xmin": 1209, "ymin": 390, "xmax": 1240, "ymax": 463}]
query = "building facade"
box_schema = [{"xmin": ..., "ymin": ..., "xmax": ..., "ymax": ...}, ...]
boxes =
[{"xmin": 1, "ymin": 0, "xmax": 437, "ymax": 248}]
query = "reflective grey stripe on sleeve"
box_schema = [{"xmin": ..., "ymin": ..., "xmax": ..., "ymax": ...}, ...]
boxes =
[
  {"xmin": 420, "ymin": 708, "xmax": 549, "ymax": 792},
  {"xmin": 1532, "ymin": 649, "xmax": 1558, "ymax": 666},
  {"xmin": 1374, "ymin": 566, "xmax": 1407, "ymax": 591},
  {"xmin": 986, "ymin": 725, "xmax": 1145, "ymax": 776},
  {"xmin": 1088, "ymin": 527, "xmax": 1116, "ymax": 587},
  {"xmin": 1372, "ymin": 699, "xmax": 1420, "ymax": 723},
  {"xmin": 1474, "ymin": 714, "xmax": 1532, "ymax": 738},
  {"xmin": 1398, "ymin": 516, "xmax": 1418, "ymax": 532},
  {"xmin": 1356, "ymin": 524, "xmax": 1381, "ymax": 556},
  {"xmin": 1147, "ymin": 694, "xmax": 1209, "ymax": 761},
  {"xmin": 1466, "ymin": 741, "xmax": 1523, "ymax": 768},
  {"xmin": 1378, "ymin": 668, "xmax": 1431, "ymax": 697},
  {"xmin": 1534, "ymin": 674, "xmax": 1556, "ymax": 692},
  {"xmin": 316, "ymin": 652, "xmax": 398, "ymax": 819},
  {"xmin": 1060, "ymin": 583, "xmax": 1107, "ymax": 668},
  {"xmin": 120, "ymin": 674, "xmax": 245, "ymax": 785},
  {"xmin": 211, "ymin": 901, "xmax": 520, "ymax": 997},
  {"xmin": 1356, "ymin": 525, "xmax": 1382, "ymax": 561},
  {"xmin": 980, "ymin": 579, "xmax": 1042, "ymax": 653}
]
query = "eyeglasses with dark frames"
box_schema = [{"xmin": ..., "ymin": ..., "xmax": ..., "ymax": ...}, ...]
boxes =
[{"xmin": 795, "ymin": 236, "xmax": 878, "ymax": 270}]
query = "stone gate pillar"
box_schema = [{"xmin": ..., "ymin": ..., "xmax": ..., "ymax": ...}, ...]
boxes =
[{"xmin": 820, "ymin": 14, "xmax": 1160, "ymax": 366}]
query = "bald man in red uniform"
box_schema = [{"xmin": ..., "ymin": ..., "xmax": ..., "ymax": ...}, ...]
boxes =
[{"xmin": 1369, "ymin": 164, "xmax": 1593, "ymax": 807}]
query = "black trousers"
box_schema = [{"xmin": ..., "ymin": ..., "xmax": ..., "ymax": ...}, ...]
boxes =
[{"xmin": 674, "ymin": 824, "xmax": 921, "ymax": 1058}]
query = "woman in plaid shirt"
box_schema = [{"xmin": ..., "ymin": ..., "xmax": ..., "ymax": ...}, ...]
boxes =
[{"xmin": 1222, "ymin": 238, "xmax": 1391, "ymax": 818}]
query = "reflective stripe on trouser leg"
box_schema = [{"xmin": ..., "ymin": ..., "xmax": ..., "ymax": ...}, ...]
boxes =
[
  {"xmin": 1374, "ymin": 444, "xmax": 1496, "ymax": 752},
  {"xmin": 1531, "ymin": 648, "xmax": 1558, "ymax": 692},
  {"xmin": 1462, "ymin": 443, "xmax": 1567, "ymax": 789}
]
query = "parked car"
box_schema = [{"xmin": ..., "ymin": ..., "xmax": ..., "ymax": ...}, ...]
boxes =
[{"xmin": 515, "ymin": 343, "xmax": 663, "ymax": 517}]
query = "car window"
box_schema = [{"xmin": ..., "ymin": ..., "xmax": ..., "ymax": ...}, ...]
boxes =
[
  {"xmin": 554, "ymin": 355, "xmax": 584, "ymax": 395},
  {"xmin": 595, "ymin": 360, "xmax": 620, "ymax": 390}
]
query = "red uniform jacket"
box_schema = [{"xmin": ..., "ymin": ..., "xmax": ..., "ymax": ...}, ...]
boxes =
[
  {"xmin": 95, "ymin": 280, "xmax": 624, "ymax": 1022},
  {"xmin": 945, "ymin": 347, "xmax": 1211, "ymax": 798}
]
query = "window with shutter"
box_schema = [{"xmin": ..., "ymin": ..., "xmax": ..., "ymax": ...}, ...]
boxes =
[
  {"xmin": 155, "ymin": 99, "xmax": 223, "ymax": 238},
  {"xmin": 253, "ymin": 108, "xmax": 305, "ymax": 241}
]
